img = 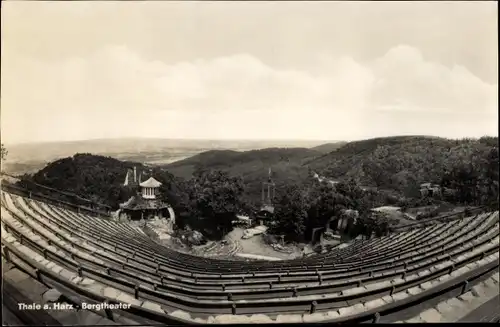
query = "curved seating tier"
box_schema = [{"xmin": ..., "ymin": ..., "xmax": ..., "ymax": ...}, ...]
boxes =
[{"xmin": 2, "ymin": 190, "xmax": 499, "ymax": 324}]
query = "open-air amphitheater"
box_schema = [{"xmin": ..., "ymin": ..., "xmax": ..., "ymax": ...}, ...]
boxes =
[{"xmin": 2, "ymin": 185, "xmax": 500, "ymax": 325}]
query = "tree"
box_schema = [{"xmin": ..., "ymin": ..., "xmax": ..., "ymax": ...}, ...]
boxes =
[
  {"xmin": 16, "ymin": 153, "xmax": 153, "ymax": 209},
  {"xmin": 270, "ymin": 179, "xmax": 370, "ymax": 243},
  {"xmin": 181, "ymin": 170, "xmax": 245, "ymax": 240},
  {"xmin": 351, "ymin": 211, "xmax": 391, "ymax": 238},
  {"xmin": 361, "ymin": 145, "xmax": 393, "ymax": 188},
  {"xmin": 481, "ymin": 147, "xmax": 499, "ymax": 209},
  {"xmin": 440, "ymin": 144, "xmax": 499, "ymax": 207},
  {"xmin": 1, "ymin": 144, "xmax": 7, "ymax": 161},
  {"xmin": 307, "ymin": 182, "xmax": 351, "ymax": 235},
  {"xmin": 149, "ymin": 167, "xmax": 189, "ymax": 215},
  {"xmin": 270, "ymin": 184, "xmax": 309, "ymax": 242}
]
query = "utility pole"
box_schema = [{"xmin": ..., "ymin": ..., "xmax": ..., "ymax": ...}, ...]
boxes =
[{"xmin": 262, "ymin": 168, "xmax": 275, "ymax": 207}]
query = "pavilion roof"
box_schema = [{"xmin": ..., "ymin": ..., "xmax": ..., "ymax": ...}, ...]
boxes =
[
  {"xmin": 139, "ymin": 177, "xmax": 162, "ymax": 188},
  {"xmin": 259, "ymin": 205, "xmax": 275, "ymax": 214}
]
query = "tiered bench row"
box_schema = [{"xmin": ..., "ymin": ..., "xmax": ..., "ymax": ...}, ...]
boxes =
[{"xmin": 1, "ymin": 191, "xmax": 498, "ymax": 324}]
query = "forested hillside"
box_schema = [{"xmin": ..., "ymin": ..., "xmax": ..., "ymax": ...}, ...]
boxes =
[
  {"xmin": 164, "ymin": 136, "xmax": 498, "ymax": 205},
  {"xmin": 310, "ymin": 142, "xmax": 347, "ymax": 154},
  {"xmin": 5, "ymin": 134, "xmax": 498, "ymax": 243},
  {"xmin": 15, "ymin": 153, "xmax": 184, "ymax": 209},
  {"xmin": 165, "ymin": 147, "xmax": 320, "ymax": 203},
  {"xmin": 307, "ymin": 136, "xmax": 499, "ymax": 200},
  {"xmin": 12, "ymin": 153, "xmax": 246, "ymax": 240},
  {"xmin": 14, "ymin": 136, "xmax": 499, "ymax": 210}
]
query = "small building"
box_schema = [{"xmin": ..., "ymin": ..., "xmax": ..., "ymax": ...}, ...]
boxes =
[
  {"xmin": 336, "ymin": 209, "xmax": 359, "ymax": 231},
  {"xmin": 420, "ymin": 183, "xmax": 442, "ymax": 197},
  {"xmin": 256, "ymin": 205, "xmax": 275, "ymax": 226},
  {"xmin": 120, "ymin": 175, "xmax": 173, "ymax": 223},
  {"xmin": 370, "ymin": 206, "xmax": 403, "ymax": 221},
  {"xmin": 233, "ymin": 214, "xmax": 252, "ymax": 227}
]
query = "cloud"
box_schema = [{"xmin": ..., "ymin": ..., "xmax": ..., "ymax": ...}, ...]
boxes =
[
  {"xmin": 370, "ymin": 45, "xmax": 497, "ymax": 113},
  {"xmin": 1, "ymin": 44, "xmax": 497, "ymax": 143}
]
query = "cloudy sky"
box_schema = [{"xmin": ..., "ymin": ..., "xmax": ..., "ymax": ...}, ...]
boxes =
[{"xmin": 1, "ymin": 1, "xmax": 497, "ymax": 144}]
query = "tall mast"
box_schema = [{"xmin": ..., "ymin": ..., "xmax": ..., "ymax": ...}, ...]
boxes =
[{"xmin": 262, "ymin": 167, "xmax": 275, "ymax": 205}]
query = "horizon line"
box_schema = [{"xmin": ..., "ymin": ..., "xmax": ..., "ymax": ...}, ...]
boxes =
[{"xmin": 4, "ymin": 134, "xmax": 497, "ymax": 147}]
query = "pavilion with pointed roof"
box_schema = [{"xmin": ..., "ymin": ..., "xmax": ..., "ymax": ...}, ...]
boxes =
[
  {"xmin": 140, "ymin": 177, "xmax": 162, "ymax": 199},
  {"xmin": 120, "ymin": 168, "xmax": 173, "ymax": 221}
]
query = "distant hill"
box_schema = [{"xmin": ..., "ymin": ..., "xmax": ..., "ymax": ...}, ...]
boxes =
[
  {"xmin": 13, "ymin": 147, "xmax": 323, "ymax": 209},
  {"xmin": 164, "ymin": 135, "xmax": 498, "ymax": 201},
  {"xmin": 1, "ymin": 161, "xmax": 47, "ymax": 176},
  {"xmin": 166, "ymin": 147, "xmax": 320, "ymax": 176},
  {"xmin": 307, "ymin": 135, "xmax": 498, "ymax": 197},
  {"xmin": 2, "ymin": 138, "xmax": 331, "ymax": 175},
  {"xmin": 16, "ymin": 135, "xmax": 497, "ymax": 211},
  {"xmin": 165, "ymin": 147, "xmax": 321, "ymax": 202},
  {"xmin": 311, "ymin": 141, "xmax": 348, "ymax": 154}
]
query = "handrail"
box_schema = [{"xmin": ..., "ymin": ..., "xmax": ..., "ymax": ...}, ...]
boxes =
[
  {"xmin": 1, "ymin": 183, "xmax": 110, "ymax": 219},
  {"xmin": 2, "ymin": 189, "xmax": 499, "ymax": 322},
  {"xmin": 1, "ymin": 242, "xmax": 194, "ymax": 325},
  {"xmin": 2, "ymin": 237, "xmax": 498, "ymax": 324},
  {"xmin": 4, "ymin": 201, "xmax": 499, "ymax": 310},
  {"xmin": 0, "ymin": 171, "xmax": 111, "ymax": 209}
]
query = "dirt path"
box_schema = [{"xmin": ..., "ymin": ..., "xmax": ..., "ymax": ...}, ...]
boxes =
[{"xmin": 225, "ymin": 228, "xmax": 302, "ymax": 260}]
